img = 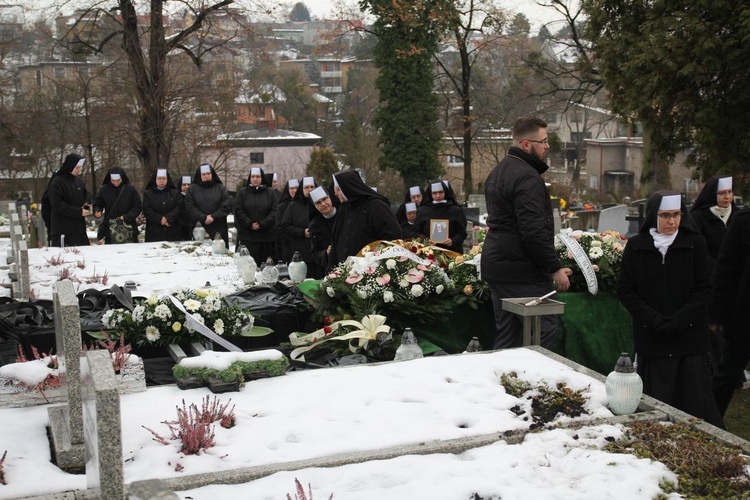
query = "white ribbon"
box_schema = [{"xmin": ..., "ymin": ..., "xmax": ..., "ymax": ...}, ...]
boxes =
[
  {"xmin": 167, "ymin": 295, "xmax": 242, "ymax": 352},
  {"xmin": 346, "ymin": 245, "xmax": 432, "ymax": 270},
  {"xmin": 555, "ymin": 229, "xmax": 598, "ymax": 295}
]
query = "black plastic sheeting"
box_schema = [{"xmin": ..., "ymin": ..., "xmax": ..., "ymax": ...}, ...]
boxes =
[{"xmin": 222, "ymin": 282, "xmax": 314, "ymax": 347}]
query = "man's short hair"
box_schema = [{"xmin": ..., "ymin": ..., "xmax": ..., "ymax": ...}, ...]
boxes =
[{"xmin": 512, "ymin": 117, "xmax": 547, "ymax": 140}]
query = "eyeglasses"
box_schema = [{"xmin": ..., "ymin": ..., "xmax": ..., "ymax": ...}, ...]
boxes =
[
  {"xmin": 524, "ymin": 138, "xmax": 549, "ymax": 145},
  {"xmin": 657, "ymin": 212, "xmax": 682, "ymax": 220}
]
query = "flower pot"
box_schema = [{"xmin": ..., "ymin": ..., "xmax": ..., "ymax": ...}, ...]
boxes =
[
  {"xmin": 207, "ymin": 375, "xmax": 241, "ymax": 394},
  {"xmin": 175, "ymin": 375, "xmax": 205, "ymax": 391}
]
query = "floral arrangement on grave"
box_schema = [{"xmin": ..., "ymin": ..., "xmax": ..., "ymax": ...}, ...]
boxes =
[
  {"xmin": 289, "ymin": 314, "xmax": 394, "ymax": 361},
  {"xmin": 314, "ymin": 240, "xmax": 455, "ymax": 326},
  {"xmin": 554, "ymin": 230, "xmax": 626, "ymax": 293},
  {"xmin": 101, "ymin": 288, "xmax": 255, "ymax": 347},
  {"xmin": 447, "ymin": 247, "xmax": 490, "ymax": 309}
]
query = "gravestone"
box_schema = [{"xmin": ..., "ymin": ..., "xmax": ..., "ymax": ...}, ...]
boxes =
[
  {"xmin": 82, "ymin": 349, "xmax": 124, "ymax": 500},
  {"xmin": 467, "ymin": 194, "xmax": 486, "ymax": 216},
  {"xmin": 48, "ymin": 280, "xmax": 86, "ymax": 471},
  {"xmin": 17, "ymin": 240, "xmax": 29, "ymax": 299},
  {"xmin": 18, "ymin": 207, "xmax": 30, "ymax": 240},
  {"xmin": 597, "ymin": 205, "xmax": 629, "ymax": 235}
]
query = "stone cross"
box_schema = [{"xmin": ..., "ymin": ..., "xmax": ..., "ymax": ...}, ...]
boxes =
[{"xmin": 81, "ymin": 349, "xmax": 124, "ymax": 500}]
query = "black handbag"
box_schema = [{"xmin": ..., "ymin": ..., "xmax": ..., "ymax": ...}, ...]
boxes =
[
  {"xmin": 101, "ymin": 187, "xmax": 133, "ymax": 244},
  {"xmin": 108, "ymin": 219, "xmax": 133, "ymax": 244}
]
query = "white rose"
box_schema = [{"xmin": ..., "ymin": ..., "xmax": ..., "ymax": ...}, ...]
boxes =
[
  {"xmin": 411, "ymin": 284, "xmax": 424, "ymax": 297},
  {"xmin": 386, "ymin": 259, "xmax": 397, "ymax": 269},
  {"xmin": 383, "ymin": 291, "xmax": 394, "ymax": 303},
  {"xmin": 146, "ymin": 295, "xmax": 159, "ymax": 306}
]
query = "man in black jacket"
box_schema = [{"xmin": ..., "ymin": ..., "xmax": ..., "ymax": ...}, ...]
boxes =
[{"xmin": 481, "ymin": 117, "xmax": 570, "ymax": 350}]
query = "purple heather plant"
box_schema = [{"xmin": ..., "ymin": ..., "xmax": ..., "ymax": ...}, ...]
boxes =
[{"xmin": 287, "ymin": 478, "xmax": 334, "ymax": 500}]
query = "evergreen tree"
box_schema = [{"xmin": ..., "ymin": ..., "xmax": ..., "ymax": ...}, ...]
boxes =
[
  {"xmin": 584, "ymin": 0, "xmax": 750, "ymax": 191},
  {"xmin": 290, "ymin": 2, "xmax": 311, "ymax": 22},
  {"xmin": 306, "ymin": 147, "xmax": 339, "ymax": 187},
  {"xmin": 359, "ymin": 0, "xmax": 453, "ymax": 187}
]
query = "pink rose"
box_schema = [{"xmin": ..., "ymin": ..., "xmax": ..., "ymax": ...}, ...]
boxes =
[{"xmin": 376, "ymin": 273, "xmax": 391, "ymax": 285}]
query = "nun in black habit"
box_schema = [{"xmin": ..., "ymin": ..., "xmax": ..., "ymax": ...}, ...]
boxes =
[
  {"xmin": 308, "ymin": 185, "xmax": 339, "ymax": 276},
  {"xmin": 616, "ymin": 191, "xmax": 723, "ymax": 428},
  {"xmin": 46, "ymin": 153, "xmax": 91, "ymax": 247},
  {"xmin": 280, "ymin": 176, "xmax": 317, "ymax": 266},
  {"xmin": 93, "ymin": 166, "xmax": 142, "ymax": 244},
  {"xmin": 142, "ymin": 169, "xmax": 183, "ymax": 242},
  {"xmin": 413, "ymin": 180, "xmax": 467, "ymax": 253},
  {"xmin": 690, "ymin": 175, "xmax": 736, "ymax": 265},
  {"xmin": 275, "ymin": 178, "xmax": 299, "ymax": 264},
  {"xmin": 185, "ymin": 164, "xmax": 232, "ymax": 246},
  {"xmin": 329, "ymin": 171, "xmax": 401, "ymax": 268},
  {"xmin": 394, "ymin": 185, "xmax": 424, "ymax": 225},
  {"xmin": 234, "ymin": 167, "xmax": 278, "ymax": 266}
]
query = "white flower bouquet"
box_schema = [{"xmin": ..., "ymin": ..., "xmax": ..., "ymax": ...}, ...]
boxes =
[
  {"xmin": 101, "ymin": 288, "xmax": 255, "ymax": 347},
  {"xmin": 554, "ymin": 230, "xmax": 626, "ymax": 293}
]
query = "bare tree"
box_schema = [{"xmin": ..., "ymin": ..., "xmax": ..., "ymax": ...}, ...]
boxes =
[{"xmin": 59, "ymin": 0, "xmax": 248, "ymax": 174}]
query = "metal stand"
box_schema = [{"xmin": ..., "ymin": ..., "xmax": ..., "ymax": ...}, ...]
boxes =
[{"xmin": 501, "ymin": 298, "xmax": 565, "ymax": 346}]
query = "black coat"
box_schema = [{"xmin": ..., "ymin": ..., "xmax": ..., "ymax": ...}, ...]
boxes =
[
  {"xmin": 49, "ymin": 173, "xmax": 88, "ymax": 240},
  {"xmin": 185, "ymin": 182, "xmax": 232, "ymax": 244},
  {"xmin": 330, "ymin": 198, "xmax": 402, "ymax": 267},
  {"xmin": 400, "ymin": 221, "xmax": 416, "ymax": 239},
  {"xmin": 617, "ymin": 191, "xmax": 713, "ymax": 359},
  {"xmin": 234, "ymin": 185, "xmax": 277, "ymax": 244},
  {"xmin": 413, "ymin": 202, "xmax": 467, "ymax": 253},
  {"xmin": 710, "ymin": 208, "xmax": 750, "ymax": 341},
  {"xmin": 690, "ymin": 207, "xmax": 734, "ymax": 262},
  {"xmin": 480, "ymin": 147, "xmax": 560, "ymax": 284},
  {"xmin": 93, "ymin": 183, "xmax": 142, "ymax": 243},
  {"xmin": 280, "ymin": 197, "xmax": 312, "ymax": 264},
  {"xmin": 142, "ymin": 187, "xmax": 183, "ymax": 242},
  {"xmin": 310, "ymin": 209, "xmax": 336, "ymax": 273}
]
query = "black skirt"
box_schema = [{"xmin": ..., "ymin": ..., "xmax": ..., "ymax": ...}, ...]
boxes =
[{"xmin": 637, "ymin": 352, "xmax": 724, "ymax": 428}]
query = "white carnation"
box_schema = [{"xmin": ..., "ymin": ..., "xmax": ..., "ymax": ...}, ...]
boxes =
[
  {"xmin": 383, "ymin": 291, "xmax": 394, "ymax": 303},
  {"xmin": 154, "ymin": 304, "xmax": 171, "ymax": 320},
  {"xmin": 132, "ymin": 305, "xmax": 145, "ymax": 323},
  {"xmin": 357, "ymin": 289, "xmax": 368, "ymax": 299},
  {"xmin": 411, "ymin": 284, "xmax": 424, "ymax": 297},
  {"xmin": 386, "ymin": 259, "xmax": 397, "ymax": 269}
]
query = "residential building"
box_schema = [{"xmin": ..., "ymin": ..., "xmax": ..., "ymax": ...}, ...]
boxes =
[{"xmin": 199, "ymin": 129, "xmax": 321, "ymax": 191}]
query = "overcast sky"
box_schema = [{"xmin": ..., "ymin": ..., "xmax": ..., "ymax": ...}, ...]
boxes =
[{"xmin": 12, "ymin": 0, "xmax": 581, "ymax": 35}]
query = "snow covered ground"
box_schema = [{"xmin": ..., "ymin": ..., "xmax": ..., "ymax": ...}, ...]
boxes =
[{"xmin": 0, "ymin": 349, "xmax": 681, "ymax": 499}]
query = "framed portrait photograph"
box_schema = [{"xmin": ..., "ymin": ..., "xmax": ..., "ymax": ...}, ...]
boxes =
[{"xmin": 429, "ymin": 219, "xmax": 449, "ymax": 243}]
